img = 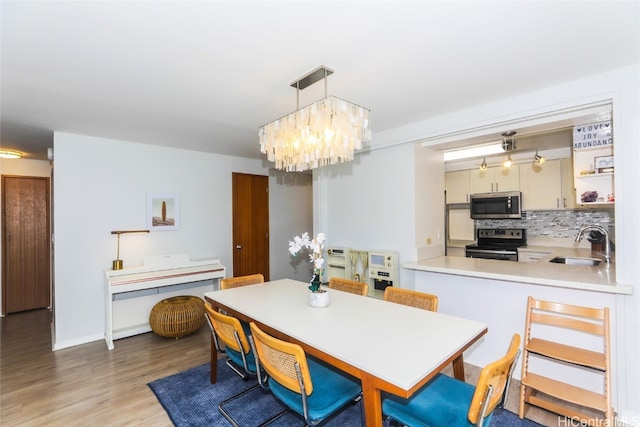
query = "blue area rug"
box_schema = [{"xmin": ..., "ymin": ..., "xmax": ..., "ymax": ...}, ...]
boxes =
[{"xmin": 148, "ymin": 360, "xmax": 543, "ymax": 426}]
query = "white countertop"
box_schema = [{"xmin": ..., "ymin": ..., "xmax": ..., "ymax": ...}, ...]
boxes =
[{"xmin": 403, "ymin": 248, "xmax": 632, "ymax": 295}]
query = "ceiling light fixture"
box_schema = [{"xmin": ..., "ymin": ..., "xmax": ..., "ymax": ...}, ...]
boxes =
[
  {"xmin": 258, "ymin": 65, "xmax": 371, "ymax": 172},
  {"xmin": 444, "ymin": 142, "xmax": 504, "ymax": 162},
  {"xmin": 501, "ymin": 130, "xmax": 517, "ymax": 152},
  {"xmin": 480, "ymin": 157, "xmax": 488, "ymax": 170},
  {"xmin": 0, "ymin": 149, "xmax": 22, "ymax": 159},
  {"xmin": 502, "ymin": 131, "xmax": 516, "ymax": 167},
  {"xmin": 534, "ymin": 150, "xmax": 545, "ymax": 164}
]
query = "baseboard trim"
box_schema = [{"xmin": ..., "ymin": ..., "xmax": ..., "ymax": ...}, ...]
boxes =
[{"xmin": 53, "ymin": 333, "xmax": 104, "ymax": 351}]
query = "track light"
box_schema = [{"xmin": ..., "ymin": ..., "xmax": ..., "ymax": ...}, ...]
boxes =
[
  {"xmin": 534, "ymin": 151, "xmax": 545, "ymax": 164},
  {"xmin": 503, "ymin": 154, "xmax": 513, "ymax": 168},
  {"xmin": 480, "ymin": 157, "xmax": 488, "ymax": 170},
  {"xmin": 501, "ymin": 131, "xmax": 516, "ymax": 168}
]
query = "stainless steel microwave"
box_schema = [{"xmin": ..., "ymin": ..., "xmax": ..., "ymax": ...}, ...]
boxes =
[{"xmin": 470, "ymin": 191, "xmax": 522, "ymax": 219}]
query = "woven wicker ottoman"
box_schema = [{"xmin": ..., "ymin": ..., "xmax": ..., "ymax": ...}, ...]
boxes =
[{"xmin": 149, "ymin": 296, "xmax": 205, "ymax": 338}]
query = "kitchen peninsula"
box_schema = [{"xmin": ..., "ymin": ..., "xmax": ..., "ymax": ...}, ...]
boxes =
[
  {"xmin": 404, "ymin": 247, "xmax": 631, "ymax": 295},
  {"xmin": 403, "ymin": 243, "xmax": 631, "ymax": 405}
]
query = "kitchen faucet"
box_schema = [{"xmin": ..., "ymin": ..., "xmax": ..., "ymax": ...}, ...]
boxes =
[{"xmin": 575, "ymin": 225, "xmax": 611, "ymax": 263}]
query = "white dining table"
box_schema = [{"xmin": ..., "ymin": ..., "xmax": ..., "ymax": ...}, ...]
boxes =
[{"xmin": 204, "ymin": 278, "xmax": 487, "ymax": 427}]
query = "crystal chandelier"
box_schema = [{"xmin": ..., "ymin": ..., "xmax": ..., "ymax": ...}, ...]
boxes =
[{"xmin": 259, "ymin": 66, "xmax": 371, "ymax": 172}]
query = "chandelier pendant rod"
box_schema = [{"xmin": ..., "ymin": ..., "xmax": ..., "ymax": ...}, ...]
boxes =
[
  {"xmin": 290, "ymin": 65, "xmax": 334, "ymax": 110},
  {"xmin": 324, "ymin": 67, "xmax": 328, "ymax": 98}
]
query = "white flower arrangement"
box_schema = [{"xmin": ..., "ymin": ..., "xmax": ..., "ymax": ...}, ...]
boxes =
[{"xmin": 288, "ymin": 232, "xmax": 326, "ymax": 291}]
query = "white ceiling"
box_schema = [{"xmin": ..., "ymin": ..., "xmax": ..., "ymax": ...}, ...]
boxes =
[{"xmin": 1, "ymin": 1, "xmax": 638, "ymax": 161}]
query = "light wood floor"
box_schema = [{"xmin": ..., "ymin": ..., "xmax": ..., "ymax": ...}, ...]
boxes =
[
  {"xmin": 1, "ymin": 309, "xmax": 212, "ymax": 426},
  {"xmin": 1, "ymin": 309, "xmax": 562, "ymax": 426}
]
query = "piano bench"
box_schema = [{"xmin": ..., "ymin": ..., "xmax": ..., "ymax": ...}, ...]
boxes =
[{"xmin": 149, "ymin": 296, "xmax": 205, "ymax": 338}]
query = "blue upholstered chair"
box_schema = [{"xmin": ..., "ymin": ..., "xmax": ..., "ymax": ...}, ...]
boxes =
[
  {"xmin": 383, "ymin": 334, "xmax": 521, "ymax": 427},
  {"xmin": 204, "ymin": 303, "xmax": 261, "ymax": 426},
  {"xmin": 249, "ymin": 322, "xmax": 364, "ymax": 426}
]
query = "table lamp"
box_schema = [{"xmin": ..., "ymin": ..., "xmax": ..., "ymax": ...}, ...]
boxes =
[{"xmin": 111, "ymin": 229, "xmax": 150, "ymax": 270}]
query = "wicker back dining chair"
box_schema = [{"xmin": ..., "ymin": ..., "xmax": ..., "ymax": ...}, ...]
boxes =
[
  {"xmin": 383, "ymin": 287, "xmax": 439, "ymax": 312},
  {"xmin": 328, "ymin": 277, "xmax": 369, "ymax": 296},
  {"xmin": 249, "ymin": 322, "xmax": 364, "ymax": 426},
  {"xmin": 204, "ymin": 303, "xmax": 261, "ymax": 426},
  {"xmin": 383, "ymin": 334, "xmax": 521, "ymax": 427},
  {"xmin": 220, "ymin": 273, "xmax": 264, "ymax": 290}
]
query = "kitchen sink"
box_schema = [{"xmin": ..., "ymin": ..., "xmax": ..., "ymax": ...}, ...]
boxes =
[{"xmin": 549, "ymin": 256, "xmax": 601, "ymax": 266}]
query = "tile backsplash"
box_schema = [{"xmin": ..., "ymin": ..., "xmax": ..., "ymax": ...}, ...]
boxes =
[{"xmin": 477, "ymin": 209, "xmax": 614, "ymax": 240}]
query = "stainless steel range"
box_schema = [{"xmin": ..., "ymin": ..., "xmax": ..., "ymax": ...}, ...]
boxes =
[{"xmin": 465, "ymin": 228, "xmax": 527, "ymax": 261}]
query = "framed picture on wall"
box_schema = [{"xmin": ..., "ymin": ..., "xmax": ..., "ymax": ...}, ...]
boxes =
[
  {"xmin": 594, "ymin": 155, "xmax": 614, "ymax": 173},
  {"xmin": 147, "ymin": 193, "xmax": 180, "ymax": 231}
]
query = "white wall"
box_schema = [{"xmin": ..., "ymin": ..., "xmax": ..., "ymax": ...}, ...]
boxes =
[
  {"xmin": 268, "ymin": 169, "xmax": 313, "ymax": 282},
  {"xmin": 314, "ymin": 143, "xmax": 420, "ymax": 288},
  {"xmin": 413, "ymin": 145, "xmax": 445, "ymax": 261},
  {"xmin": 52, "ymin": 132, "xmax": 310, "ymax": 349},
  {"xmin": 319, "ymin": 64, "xmax": 640, "ymax": 422},
  {"xmin": 0, "ymin": 158, "xmax": 53, "ymax": 314}
]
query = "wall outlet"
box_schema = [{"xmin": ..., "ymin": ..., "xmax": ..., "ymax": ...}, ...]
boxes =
[{"xmin": 426, "ymin": 237, "xmax": 432, "ymax": 245}]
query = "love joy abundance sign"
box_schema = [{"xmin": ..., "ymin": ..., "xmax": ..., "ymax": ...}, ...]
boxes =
[{"xmin": 573, "ymin": 121, "xmax": 612, "ymax": 150}]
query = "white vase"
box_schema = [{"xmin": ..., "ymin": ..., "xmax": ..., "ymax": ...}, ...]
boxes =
[{"xmin": 308, "ymin": 290, "xmax": 330, "ymax": 308}]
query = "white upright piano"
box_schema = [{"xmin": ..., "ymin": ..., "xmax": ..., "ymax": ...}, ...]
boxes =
[{"xmin": 104, "ymin": 253, "xmax": 225, "ymax": 350}]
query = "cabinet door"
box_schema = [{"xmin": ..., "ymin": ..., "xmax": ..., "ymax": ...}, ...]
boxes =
[
  {"xmin": 469, "ymin": 169, "xmax": 494, "ymax": 193},
  {"xmin": 445, "ymin": 170, "xmax": 470, "ymax": 203},
  {"xmin": 561, "ymin": 158, "xmax": 576, "ymax": 209},
  {"xmin": 518, "ymin": 250, "xmax": 552, "ymax": 263},
  {"xmin": 470, "ymin": 165, "xmax": 520, "ymax": 193},
  {"xmin": 494, "ymin": 164, "xmax": 520, "ymax": 192},
  {"xmin": 520, "ymin": 159, "xmax": 562, "ymax": 210},
  {"xmin": 448, "ymin": 208, "xmax": 474, "ymax": 241}
]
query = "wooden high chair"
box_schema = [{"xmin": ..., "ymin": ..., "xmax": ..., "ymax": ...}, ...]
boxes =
[{"xmin": 519, "ymin": 296, "xmax": 613, "ymax": 426}]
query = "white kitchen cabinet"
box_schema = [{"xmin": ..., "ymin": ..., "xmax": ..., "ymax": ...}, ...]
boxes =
[
  {"xmin": 445, "ymin": 170, "xmax": 471, "ymax": 203},
  {"xmin": 470, "ymin": 165, "xmax": 520, "ymax": 194},
  {"xmin": 518, "ymin": 248, "xmax": 552, "ymax": 263},
  {"xmin": 561, "ymin": 157, "xmax": 576, "ymax": 209},
  {"xmin": 447, "ymin": 207, "xmax": 474, "ymax": 241},
  {"xmin": 520, "ymin": 159, "xmax": 568, "ymax": 210}
]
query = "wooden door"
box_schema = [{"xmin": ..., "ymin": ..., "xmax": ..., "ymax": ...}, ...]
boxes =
[
  {"xmin": 2, "ymin": 176, "xmax": 51, "ymax": 314},
  {"xmin": 232, "ymin": 173, "xmax": 269, "ymax": 280}
]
